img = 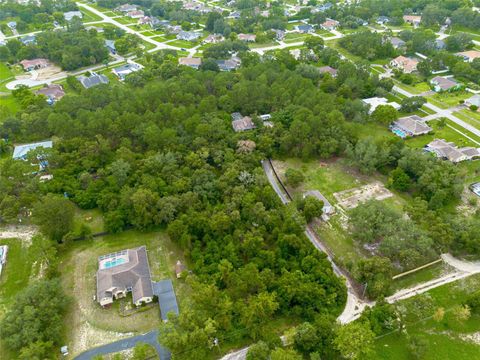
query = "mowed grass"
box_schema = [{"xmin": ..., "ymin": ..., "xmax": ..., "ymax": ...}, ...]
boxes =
[
  {"xmin": 168, "ymin": 39, "xmax": 198, "ymax": 48},
  {"xmin": 375, "ymin": 274, "xmax": 480, "ymax": 360},
  {"xmin": 453, "ymin": 110, "xmax": 480, "ymax": 130},
  {"xmin": 0, "ymin": 95, "xmax": 22, "ymax": 116},
  {"xmin": 390, "ymin": 261, "xmax": 452, "ymax": 292},
  {"xmin": 80, "ymin": 8, "xmax": 103, "ymax": 22},
  {"xmin": 429, "ymin": 91, "xmax": 473, "ymax": 109}
]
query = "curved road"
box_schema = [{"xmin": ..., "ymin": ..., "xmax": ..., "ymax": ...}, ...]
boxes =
[{"xmin": 73, "ymin": 330, "xmax": 170, "ymax": 360}]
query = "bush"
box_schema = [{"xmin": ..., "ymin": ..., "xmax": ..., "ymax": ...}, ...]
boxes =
[
  {"xmin": 470, "ymin": 105, "xmax": 479, "ymax": 111},
  {"xmin": 285, "ymin": 168, "xmax": 305, "ymax": 187}
]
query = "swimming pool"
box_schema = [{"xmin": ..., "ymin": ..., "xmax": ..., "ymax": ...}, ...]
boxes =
[
  {"xmin": 392, "ymin": 128, "xmax": 407, "ymax": 138},
  {"xmin": 104, "ymin": 258, "xmax": 126, "ymax": 269}
]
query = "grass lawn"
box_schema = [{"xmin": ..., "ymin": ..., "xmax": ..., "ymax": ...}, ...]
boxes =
[
  {"xmin": 375, "ymin": 274, "xmax": 480, "ymax": 360},
  {"xmin": 283, "ymin": 32, "xmax": 309, "ymax": 43},
  {"xmin": 390, "ymin": 262, "xmax": 452, "ymax": 292},
  {"xmin": 115, "ymin": 17, "xmax": 135, "ymax": 25},
  {"xmin": 140, "ymin": 30, "xmax": 156, "ymax": 37},
  {"xmin": 249, "ymin": 41, "xmax": 278, "ymax": 49},
  {"xmin": 140, "ymin": 40, "xmax": 157, "ymax": 51},
  {"xmin": 0, "ymin": 95, "xmax": 22, "ymax": 116},
  {"xmin": 167, "ymin": 39, "xmax": 197, "ymax": 48},
  {"xmin": 394, "ymin": 80, "xmax": 431, "ymax": 95},
  {"xmin": 326, "ymin": 39, "xmax": 363, "ymax": 62},
  {"xmin": 453, "ymin": 110, "xmax": 480, "ymax": 130},
  {"xmin": 404, "ymin": 119, "xmax": 480, "ymax": 149},
  {"xmin": 285, "ymin": 22, "xmax": 303, "ymax": 31},
  {"xmin": 73, "ymin": 208, "xmax": 104, "ymax": 234},
  {"xmin": 429, "ymin": 91, "xmax": 472, "ymax": 109},
  {"xmin": 80, "ymin": 8, "xmax": 103, "ymax": 22},
  {"xmin": 61, "ymin": 228, "xmax": 190, "ymax": 356},
  {"xmin": 151, "ymin": 35, "xmax": 167, "ymax": 42}
]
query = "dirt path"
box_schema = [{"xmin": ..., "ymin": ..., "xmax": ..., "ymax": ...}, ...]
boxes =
[{"xmin": 0, "ymin": 225, "xmax": 37, "ymax": 247}]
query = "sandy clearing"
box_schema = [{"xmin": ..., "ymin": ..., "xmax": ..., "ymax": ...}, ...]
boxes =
[
  {"xmin": 333, "ymin": 181, "xmax": 393, "ymax": 209},
  {"xmin": 0, "ymin": 225, "xmax": 37, "ymax": 247}
]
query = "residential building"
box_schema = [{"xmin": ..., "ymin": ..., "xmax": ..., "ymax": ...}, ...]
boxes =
[
  {"xmin": 179, "ymin": 57, "xmax": 202, "ymax": 69},
  {"xmin": 7, "ymin": 21, "xmax": 16, "ymax": 29},
  {"xmin": 77, "ymin": 72, "xmax": 109, "ymax": 89},
  {"xmin": 312, "ymin": 2, "xmax": 333, "ymax": 13},
  {"xmin": 230, "ymin": 10, "xmax": 241, "ymax": 19},
  {"xmin": 64, "ymin": 11, "xmax": 83, "ymax": 22},
  {"xmin": 238, "ymin": 33, "xmax": 256, "ymax": 42},
  {"xmin": 105, "ymin": 39, "xmax": 116, "ymax": 54},
  {"xmin": 19, "ymin": 58, "xmax": 49, "ymax": 71},
  {"xmin": 13, "ymin": 140, "xmax": 53, "ymax": 160},
  {"xmin": 112, "ymin": 63, "xmax": 142, "ymax": 80},
  {"xmin": 177, "ymin": 31, "xmax": 202, "ymax": 41},
  {"xmin": 152, "ymin": 279, "xmax": 179, "ymax": 321},
  {"xmin": 116, "ymin": 4, "xmax": 137, "ymax": 12},
  {"xmin": 321, "ymin": 19, "xmax": 339, "ymax": 31},
  {"xmin": 456, "ymin": 50, "xmax": 480, "ymax": 63},
  {"xmin": 390, "ymin": 55, "xmax": 419, "ymax": 73},
  {"xmin": 295, "ymin": 24, "xmax": 314, "ymax": 33},
  {"xmin": 403, "ymin": 15, "xmax": 421, "ymax": 26},
  {"xmin": 231, "ymin": 113, "xmax": 256, "ymax": 132},
  {"xmin": 362, "ymin": 97, "xmax": 401, "ymax": 114},
  {"xmin": 149, "ymin": 17, "xmax": 162, "ymax": 29},
  {"xmin": 272, "ymin": 29, "xmax": 285, "ymax": 41},
  {"xmin": 430, "ymin": 76, "xmax": 461, "ymax": 92},
  {"xmin": 376, "ymin": 16, "xmax": 390, "ymax": 25},
  {"xmin": 434, "ymin": 39, "xmax": 446, "ymax": 50},
  {"xmin": 465, "ymin": 95, "xmax": 480, "ymax": 109},
  {"xmin": 216, "ymin": 57, "xmax": 241, "ymax": 71},
  {"xmin": 390, "ymin": 37, "xmax": 406, "ymax": 49},
  {"xmin": 391, "ymin": 115, "xmax": 432, "ymax": 138},
  {"xmin": 425, "ymin": 139, "xmax": 480, "ymax": 163},
  {"xmin": 96, "ymin": 246, "xmax": 154, "ymax": 307},
  {"xmin": 318, "ymin": 65, "xmax": 337, "ymax": 77},
  {"xmin": 138, "ymin": 16, "xmax": 151, "ymax": 25},
  {"xmin": 127, "ymin": 10, "xmax": 145, "ymax": 19},
  {"xmin": 36, "ymin": 84, "xmax": 65, "ymax": 104},
  {"xmin": 471, "ymin": 182, "xmax": 480, "ymax": 197},
  {"xmin": 20, "ymin": 35, "xmax": 36, "ymax": 45},
  {"xmin": 165, "ymin": 25, "xmax": 182, "ymax": 34},
  {"xmin": 204, "ymin": 34, "xmax": 225, "ymax": 44}
]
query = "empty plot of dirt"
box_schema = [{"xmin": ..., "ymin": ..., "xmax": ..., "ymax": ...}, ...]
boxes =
[
  {"xmin": 0, "ymin": 225, "xmax": 37, "ymax": 247},
  {"xmin": 333, "ymin": 182, "xmax": 393, "ymax": 209},
  {"xmin": 34, "ymin": 65, "xmax": 65, "ymax": 81}
]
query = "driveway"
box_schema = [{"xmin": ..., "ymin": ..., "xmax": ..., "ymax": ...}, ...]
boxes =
[{"xmin": 73, "ymin": 330, "xmax": 170, "ymax": 360}]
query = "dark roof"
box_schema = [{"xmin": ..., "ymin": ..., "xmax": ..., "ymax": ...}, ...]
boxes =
[
  {"xmin": 152, "ymin": 280, "xmax": 179, "ymax": 321},
  {"xmin": 77, "ymin": 73, "xmax": 109, "ymax": 89}
]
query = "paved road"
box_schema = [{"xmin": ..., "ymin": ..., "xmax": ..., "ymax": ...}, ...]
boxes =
[
  {"xmin": 74, "ymin": 330, "xmax": 170, "ymax": 360},
  {"xmin": 393, "ymin": 85, "xmax": 480, "ymax": 141}
]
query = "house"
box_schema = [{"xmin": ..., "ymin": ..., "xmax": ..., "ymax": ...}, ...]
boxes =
[
  {"xmin": 230, "ymin": 10, "xmax": 241, "ymax": 19},
  {"xmin": 376, "ymin": 16, "xmax": 390, "ymax": 25},
  {"xmin": 362, "ymin": 97, "xmax": 401, "ymax": 114},
  {"xmin": 321, "ymin": 19, "xmax": 339, "ymax": 31},
  {"xmin": 295, "ymin": 24, "xmax": 314, "ymax": 33},
  {"xmin": 77, "ymin": 72, "xmax": 109, "ymax": 89},
  {"xmin": 0, "ymin": 245, "xmax": 8, "ymax": 277},
  {"xmin": 177, "ymin": 31, "xmax": 202, "ymax": 41},
  {"xmin": 312, "ymin": 2, "xmax": 333, "ymax": 13},
  {"xmin": 430, "ymin": 76, "xmax": 461, "ymax": 92},
  {"xmin": 272, "ymin": 29, "xmax": 285, "ymax": 41},
  {"xmin": 216, "ymin": 57, "xmax": 241, "ymax": 71},
  {"xmin": 138, "ymin": 16, "xmax": 151, "ymax": 25},
  {"xmin": 434, "ymin": 39, "xmax": 446, "ymax": 50},
  {"xmin": 391, "ymin": 115, "xmax": 432, "ymax": 138},
  {"xmin": 7, "ymin": 21, "xmax": 17, "ymax": 29},
  {"xmin": 116, "ymin": 4, "xmax": 137, "ymax": 13},
  {"xmin": 105, "ymin": 39, "xmax": 116, "ymax": 54},
  {"xmin": 403, "ymin": 15, "xmax": 422, "ymax": 27},
  {"xmin": 149, "ymin": 17, "xmax": 162, "ymax": 29},
  {"xmin": 165, "ymin": 25, "xmax": 182, "ymax": 34},
  {"xmin": 179, "ymin": 57, "xmax": 202, "ymax": 69},
  {"xmin": 13, "ymin": 140, "xmax": 53, "ymax": 160},
  {"xmin": 456, "ymin": 50, "xmax": 480, "ymax": 63},
  {"xmin": 204, "ymin": 34, "xmax": 224, "ymax": 44},
  {"xmin": 112, "ymin": 63, "xmax": 142, "ymax": 80},
  {"xmin": 425, "ymin": 139, "xmax": 480, "ymax": 163},
  {"xmin": 36, "ymin": 84, "xmax": 65, "ymax": 104},
  {"xmin": 64, "ymin": 11, "xmax": 83, "ymax": 22},
  {"xmin": 152, "ymin": 279, "xmax": 179, "ymax": 321},
  {"xmin": 318, "ymin": 65, "xmax": 337, "ymax": 77},
  {"xmin": 390, "ymin": 55, "xmax": 419, "ymax": 73},
  {"xmin": 96, "ymin": 246, "xmax": 154, "ymax": 307},
  {"xmin": 175, "ymin": 260, "xmax": 186, "ymax": 278},
  {"xmin": 127, "ymin": 10, "xmax": 145, "ymax": 19},
  {"xmin": 303, "ymin": 190, "xmax": 335, "ymax": 220},
  {"xmin": 231, "ymin": 113, "xmax": 256, "ymax": 132},
  {"xmin": 85, "ymin": 25, "xmax": 104, "ymax": 32},
  {"xmin": 20, "ymin": 35, "xmax": 36, "ymax": 45},
  {"xmin": 390, "ymin": 37, "xmax": 406, "ymax": 49},
  {"xmin": 19, "ymin": 58, "xmax": 49, "ymax": 71},
  {"xmin": 465, "ymin": 95, "xmax": 480, "ymax": 109},
  {"xmin": 238, "ymin": 33, "xmax": 256, "ymax": 42}
]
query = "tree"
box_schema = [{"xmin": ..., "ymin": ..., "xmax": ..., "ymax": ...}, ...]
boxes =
[
  {"xmin": 353, "ymin": 256, "xmax": 393, "ymax": 299},
  {"xmin": 294, "ymin": 322, "xmax": 319, "ymax": 355},
  {"xmin": 132, "ymin": 342, "xmax": 156, "ymax": 359},
  {"xmin": 0, "ymin": 280, "xmax": 68, "ymax": 354},
  {"xmin": 298, "ymin": 196, "xmax": 324, "ymax": 222},
  {"xmin": 285, "ymin": 168, "xmax": 305, "ymax": 187},
  {"xmin": 400, "ymin": 96, "xmax": 426, "ymax": 112},
  {"xmin": 270, "ymin": 348, "xmax": 303, "ymax": 360},
  {"xmin": 432, "ymin": 307, "xmax": 445, "ymax": 322},
  {"xmin": 407, "ymin": 335, "xmax": 428, "ymax": 360},
  {"xmin": 388, "ymin": 167, "xmax": 411, "ymax": 192},
  {"xmin": 33, "ymin": 194, "xmax": 75, "ymax": 242},
  {"xmin": 334, "ymin": 321, "xmax": 375, "ymax": 360},
  {"xmin": 246, "ymin": 341, "xmax": 270, "ymax": 360},
  {"xmin": 304, "ymin": 36, "xmax": 324, "ymax": 53},
  {"xmin": 371, "ymin": 105, "xmax": 398, "ymax": 125}
]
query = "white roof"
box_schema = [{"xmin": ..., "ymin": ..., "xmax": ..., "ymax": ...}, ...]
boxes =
[
  {"xmin": 13, "ymin": 140, "xmax": 53, "ymax": 159},
  {"xmin": 362, "ymin": 97, "xmax": 401, "ymax": 113}
]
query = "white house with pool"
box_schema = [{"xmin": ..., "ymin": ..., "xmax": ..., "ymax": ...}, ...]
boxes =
[{"xmin": 96, "ymin": 246, "xmax": 154, "ymax": 307}]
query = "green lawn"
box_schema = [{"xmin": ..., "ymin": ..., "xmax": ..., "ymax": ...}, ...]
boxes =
[
  {"xmin": 249, "ymin": 41, "xmax": 278, "ymax": 49},
  {"xmin": 168, "ymin": 39, "xmax": 197, "ymax": 49},
  {"xmin": 283, "ymin": 32, "xmax": 309, "ymax": 43},
  {"xmin": 429, "ymin": 91, "xmax": 473, "ymax": 109},
  {"xmin": 404, "ymin": 119, "xmax": 480, "ymax": 149},
  {"xmin": 140, "ymin": 30, "xmax": 156, "ymax": 37},
  {"xmin": 390, "ymin": 261, "xmax": 451, "ymax": 292},
  {"xmin": 375, "ymin": 274, "xmax": 480, "ymax": 360},
  {"xmin": 115, "ymin": 17, "xmax": 135, "ymax": 25},
  {"xmin": 73, "ymin": 208, "xmax": 104, "ymax": 234},
  {"xmin": 151, "ymin": 35, "xmax": 167, "ymax": 42},
  {"xmin": 0, "ymin": 95, "xmax": 22, "ymax": 116},
  {"xmin": 80, "ymin": 8, "xmax": 103, "ymax": 22},
  {"xmin": 453, "ymin": 110, "xmax": 480, "ymax": 130}
]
